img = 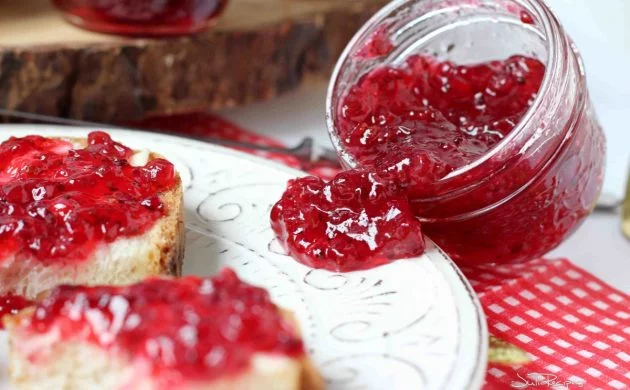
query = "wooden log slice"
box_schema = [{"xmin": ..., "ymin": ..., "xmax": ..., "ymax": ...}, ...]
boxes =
[{"xmin": 0, "ymin": 0, "xmax": 387, "ymax": 122}]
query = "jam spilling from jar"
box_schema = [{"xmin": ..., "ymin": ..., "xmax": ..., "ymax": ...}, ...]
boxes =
[
  {"xmin": 20, "ymin": 269, "xmax": 304, "ymax": 386},
  {"xmin": 0, "ymin": 294, "xmax": 33, "ymax": 329},
  {"xmin": 333, "ymin": 53, "xmax": 604, "ymax": 265},
  {"xmin": 52, "ymin": 0, "xmax": 229, "ymax": 36},
  {"xmin": 271, "ymin": 170, "xmax": 425, "ymax": 272},
  {"xmin": 0, "ymin": 132, "xmax": 177, "ymax": 264},
  {"xmin": 271, "ymin": 54, "xmax": 545, "ymax": 270},
  {"xmin": 337, "ymin": 54, "xmax": 545, "ymax": 196}
]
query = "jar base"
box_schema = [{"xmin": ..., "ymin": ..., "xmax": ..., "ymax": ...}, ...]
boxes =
[{"xmin": 61, "ymin": 14, "xmax": 221, "ymax": 37}]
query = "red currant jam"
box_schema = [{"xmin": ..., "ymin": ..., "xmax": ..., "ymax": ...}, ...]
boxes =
[
  {"xmin": 52, "ymin": 0, "xmax": 229, "ymax": 36},
  {"xmin": 271, "ymin": 170, "xmax": 425, "ymax": 272},
  {"xmin": 338, "ymin": 54, "xmax": 545, "ymax": 193},
  {"xmin": 0, "ymin": 131, "xmax": 177, "ymax": 264},
  {"xmin": 20, "ymin": 269, "xmax": 304, "ymax": 386},
  {"xmin": 334, "ymin": 54, "xmax": 604, "ymax": 265},
  {"xmin": 0, "ymin": 294, "xmax": 33, "ymax": 329}
]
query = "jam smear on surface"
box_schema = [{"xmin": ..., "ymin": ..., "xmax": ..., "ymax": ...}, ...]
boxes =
[
  {"xmin": 0, "ymin": 131, "xmax": 177, "ymax": 264},
  {"xmin": 0, "ymin": 294, "xmax": 33, "ymax": 329},
  {"xmin": 356, "ymin": 25, "xmax": 394, "ymax": 58},
  {"xmin": 271, "ymin": 170, "xmax": 425, "ymax": 272},
  {"xmin": 21, "ymin": 269, "xmax": 303, "ymax": 387},
  {"xmin": 337, "ymin": 54, "xmax": 545, "ymax": 196},
  {"xmin": 520, "ymin": 10, "xmax": 535, "ymax": 24},
  {"xmin": 52, "ymin": 0, "xmax": 229, "ymax": 36}
]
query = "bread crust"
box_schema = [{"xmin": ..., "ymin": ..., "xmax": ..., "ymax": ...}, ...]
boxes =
[{"xmin": 149, "ymin": 151, "xmax": 185, "ymax": 278}]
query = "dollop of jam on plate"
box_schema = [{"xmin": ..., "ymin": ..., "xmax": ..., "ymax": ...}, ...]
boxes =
[
  {"xmin": 271, "ymin": 170, "xmax": 425, "ymax": 272},
  {"xmin": 19, "ymin": 269, "xmax": 304, "ymax": 386},
  {"xmin": 0, "ymin": 131, "xmax": 177, "ymax": 264}
]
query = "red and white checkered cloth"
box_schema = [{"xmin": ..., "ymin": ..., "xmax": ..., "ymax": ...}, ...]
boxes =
[
  {"xmin": 463, "ymin": 259, "xmax": 630, "ymax": 389},
  {"xmin": 135, "ymin": 113, "xmax": 630, "ymax": 390}
]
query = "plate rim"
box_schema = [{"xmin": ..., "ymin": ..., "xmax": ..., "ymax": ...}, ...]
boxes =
[{"xmin": 427, "ymin": 243, "xmax": 488, "ymax": 390}]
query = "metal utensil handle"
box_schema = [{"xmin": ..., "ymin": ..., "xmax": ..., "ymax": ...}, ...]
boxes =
[{"xmin": 0, "ymin": 108, "xmax": 340, "ymax": 166}]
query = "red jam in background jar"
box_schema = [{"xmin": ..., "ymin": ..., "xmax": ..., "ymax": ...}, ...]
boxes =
[
  {"xmin": 16, "ymin": 269, "xmax": 304, "ymax": 387},
  {"xmin": 326, "ymin": 0, "xmax": 606, "ymax": 266},
  {"xmin": 0, "ymin": 131, "xmax": 178, "ymax": 264},
  {"xmin": 271, "ymin": 170, "xmax": 425, "ymax": 272},
  {"xmin": 52, "ymin": 0, "xmax": 229, "ymax": 36}
]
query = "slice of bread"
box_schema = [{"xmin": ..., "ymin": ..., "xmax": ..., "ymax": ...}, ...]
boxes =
[
  {"xmin": 4, "ymin": 310, "xmax": 322, "ymax": 390},
  {"xmin": 3, "ymin": 277, "xmax": 324, "ymax": 390},
  {"xmin": 0, "ymin": 136, "xmax": 184, "ymax": 300}
]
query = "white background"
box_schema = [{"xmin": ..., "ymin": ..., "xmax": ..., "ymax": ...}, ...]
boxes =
[{"xmin": 220, "ymin": 0, "xmax": 630, "ymax": 292}]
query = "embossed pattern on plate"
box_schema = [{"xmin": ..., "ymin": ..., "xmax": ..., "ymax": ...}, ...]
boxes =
[{"xmin": 0, "ymin": 126, "xmax": 487, "ymax": 390}]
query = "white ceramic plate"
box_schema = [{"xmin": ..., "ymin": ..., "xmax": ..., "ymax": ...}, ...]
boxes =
[{"xmin": 0, "ymin": 126, "xmax": 487, "ymax": 390}]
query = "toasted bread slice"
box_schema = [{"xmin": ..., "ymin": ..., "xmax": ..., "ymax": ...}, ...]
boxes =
[
  {"xmin": 0, "ymin": 136, "xmax": 184, "ymax": 300},
  {"xmin": 3, "ymin": 273, "xmax": 324, "ymax": 390}
]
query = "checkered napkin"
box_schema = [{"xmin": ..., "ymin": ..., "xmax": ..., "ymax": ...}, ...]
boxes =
[
  {"xmin": 462, "ymin": 259, "xmax": 630, "ymax": 389},
  {"xmin": 134, "ymin": 113, "xmax": 630, "ymax": 390}
]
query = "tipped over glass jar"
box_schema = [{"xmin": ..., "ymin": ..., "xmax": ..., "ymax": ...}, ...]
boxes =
[{"xmin": 326, "ymin": 0, "xmax": 605, "ymax": 266}]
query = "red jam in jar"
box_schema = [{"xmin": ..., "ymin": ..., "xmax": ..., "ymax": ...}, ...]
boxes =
[
  {"xmin": 52, "ymin": 0, "xmax": 229, "ymax": 36},
  {"xmin": 18, "ymin": 269, "xmax": 304, "ymax": 387},
  {"xmin": 271, "ymin": 170, "xmax": 425, "ymax": 272},
  {"xmin": 337, "ymin": 54, "xmax": 546, "ymax": 196},
  {"xmin": 0, "ymin": 294, "xmax": 33, "ymax": 329},
  {"xmin": 326, "ymin": 0, "xmax": 605, "ymax": 265},
  {"xmin": 0, "ymin": 131, "xmax": 178, "ymax": 264}
]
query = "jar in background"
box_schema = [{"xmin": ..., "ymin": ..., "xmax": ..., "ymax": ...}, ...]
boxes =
[
  {"xmin": 52, "ymin": 0, "xmax": 229, "ymax": 36},
  {"xmin": 326, "ymin": 0, "xmax": 605, "ymax": 266}
]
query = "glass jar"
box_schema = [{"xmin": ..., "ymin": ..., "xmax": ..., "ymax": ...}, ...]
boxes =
[
  {"xmin": 326, "ymin": 0, "xmax": 605, "ymax": 266},
  {"xmin": 52, "ymin": 0, "xmax": 229, "ymax": 36}
]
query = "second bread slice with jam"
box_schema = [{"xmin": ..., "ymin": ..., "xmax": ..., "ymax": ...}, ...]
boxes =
[{"xmin": 3, "ymin": 268, "xmax": 323, "ymax": 390}]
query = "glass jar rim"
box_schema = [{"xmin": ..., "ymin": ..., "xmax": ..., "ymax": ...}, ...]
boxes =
[{"xmin": 325, "ymin": 0, "xmax": 571, "ymax": 192}]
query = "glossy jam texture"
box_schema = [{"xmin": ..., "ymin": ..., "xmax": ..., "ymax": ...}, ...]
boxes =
[
  {"xmin": 22, "ymin": 269, "xmax": 303, "ymax": 387},
  {"xmin": 52, "ymin": 0, "xmax": 228, "ymax": 36},
  {"xmin": 271, "ymin": 170, "xmax": 425, "ymax": 272},
  {"xmin": 338, "ymin": 54, "xmax": 545, "ymax": 196},
  {"xmin": 0, "ymin": 132, "xmax": 177, "ymax": 264},
  {"xmin": 335, "ymin": 54, "xmax": 604, "ymax": 265},
  {"xmin": 0, "ymin": 294, "xmax": 33, "ymax": 329},
  {"xmin": 422, "ymin": 103, "xmax": 604, "ymax": 265}
]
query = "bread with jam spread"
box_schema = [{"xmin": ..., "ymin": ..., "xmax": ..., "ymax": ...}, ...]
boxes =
[{"xmin": 0, "ymin": 132, "xmax": 184, "ymax": 300}]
